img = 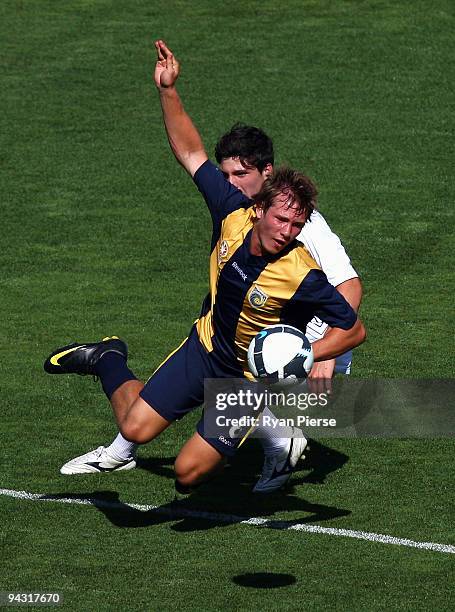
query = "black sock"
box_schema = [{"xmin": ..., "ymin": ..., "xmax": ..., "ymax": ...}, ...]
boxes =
[{"xmin": 94, "ymin": 352, "xmax": 138, "ymax": 400}]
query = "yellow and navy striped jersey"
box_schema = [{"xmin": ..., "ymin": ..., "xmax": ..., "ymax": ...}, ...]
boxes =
[{"xmin": 193, "ymin": 161, "xmax": 357, "ymax": 375}]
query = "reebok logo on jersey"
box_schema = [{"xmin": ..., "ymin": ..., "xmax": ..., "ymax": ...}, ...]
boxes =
[{"xmin": 232, "ymin": 261, "xmax": 248, "ymax": 281}]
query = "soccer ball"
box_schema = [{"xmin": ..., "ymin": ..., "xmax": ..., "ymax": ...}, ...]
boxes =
[{"xmin": 247, "ymin": 324, "xmax": 314, "ymax": 382}]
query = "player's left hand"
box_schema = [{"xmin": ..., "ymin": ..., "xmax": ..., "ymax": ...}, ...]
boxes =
[
  {"xmin": 154, "ymin": 39, "xmax": 180, "ymax": 89},
  {"xmin": 307, "ymin": 358, "xmax": 335, "ymax": 395}
]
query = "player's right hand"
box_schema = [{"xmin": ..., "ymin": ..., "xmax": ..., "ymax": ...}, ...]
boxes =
[{"xmin": 154, "ymin": 39, "xmax": 180, "ymax": 89}]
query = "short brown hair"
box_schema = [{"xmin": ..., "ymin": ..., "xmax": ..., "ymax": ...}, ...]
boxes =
[
  {"xmin": 253, "ymin": 166, "xmax": 317, "ymax": 221},
  {"xmin": 215, "ymin": 123, "xmax": 274, "ymax": 171}
]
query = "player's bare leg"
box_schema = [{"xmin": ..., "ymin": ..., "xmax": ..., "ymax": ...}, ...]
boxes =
[
  {"xmin": 116, "ymin": 395, "xmax": 171, "ymax": 444},
  {"xmin": 59, "ymin": 389, "xmax": 171, "ymax": 475},
  {"xmin": 174, "ymin": 432, "xmax": 226, "ymax": 489},
  {"xmin": 44, "ymin": 337, "xmax": 169, "ymax": 472},
  {"xmin": 110, "ymin": 379, "xmax": 145, "ymax": 424}
]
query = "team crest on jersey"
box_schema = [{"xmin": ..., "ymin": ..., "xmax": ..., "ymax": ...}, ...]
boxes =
[
  {"xmin": 218, "ymin": 240, "xmax": 229, "ymax": 264},
  {"xmin": 248, "ymin": 285, "xmax": 268, "ymax": 309}
]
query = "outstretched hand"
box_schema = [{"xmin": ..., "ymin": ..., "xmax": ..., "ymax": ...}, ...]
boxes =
[{"xmin": 154, "ymin": 39, "xmax": 180, "ymax": 88}]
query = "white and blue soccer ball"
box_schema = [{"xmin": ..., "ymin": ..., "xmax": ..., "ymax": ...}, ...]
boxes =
[{"xmin": 247, "ymin": 324, "xmax": 314, "ymax": 382}]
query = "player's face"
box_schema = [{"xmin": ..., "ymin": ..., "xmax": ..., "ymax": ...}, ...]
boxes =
[
  {"xmin": 252, "ymin": 193, "xmax": 307, "ymax": 256},
  {"xmin": 220, "ymin": 157, "xmax": 272, "ymax": 199}
]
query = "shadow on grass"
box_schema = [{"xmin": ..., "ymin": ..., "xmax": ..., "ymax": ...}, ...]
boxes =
[
  {"xmin": 232, "ymin": 572, "xmax": 296, "ymax": 589},
  {"xmin": 44, "ymin": 488, "xmax": 351, "ymax": 532},
  {"xmin": 296, "ymin": 439, "xmax": 349, "ymax": 485},
  {"xmin": 46, "ymin": 440, "xmax": 350, "ymax": 532},
  {"xmin": 135, "ymin": 455, "xmax": 175, "ymax": 479}
]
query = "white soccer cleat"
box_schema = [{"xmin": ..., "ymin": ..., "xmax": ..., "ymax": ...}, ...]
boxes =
[
  {"xmin": 253, "ymin": 428, "xmax": 307, "ymax": 493},
  {"xmin": 60, "ymin": 446, "xmax": 136, "ymax": 475}
]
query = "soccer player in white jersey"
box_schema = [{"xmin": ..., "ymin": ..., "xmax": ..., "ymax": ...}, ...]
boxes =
[
  {"xmin": 214, "ymin": 123, "xmax": 361, "ymax": 385},
  {"xmin": 58, "ymin": 40, "xmax": 362, "ymax": 493}
]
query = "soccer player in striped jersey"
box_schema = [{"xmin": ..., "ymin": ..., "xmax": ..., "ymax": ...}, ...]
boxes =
[{"xmin": 47, "ymin": 41, "xmax": 364, "ymax": 494}]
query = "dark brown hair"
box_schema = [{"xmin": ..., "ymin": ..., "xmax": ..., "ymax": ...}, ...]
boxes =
[
  {"xmin": 215, "ymin": 123, "xmax": 274, "ymax": 171},
  {"xmin": 254, "ymin": 166, "xmax": 317, "ymax": 220}
]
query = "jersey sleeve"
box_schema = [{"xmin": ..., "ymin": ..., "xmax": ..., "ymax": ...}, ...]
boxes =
[
  {"xmin": 193, "ymin": 160, "xmax": 250, "ymax": 231},
  {"xmin": 281, "ymin": 269, "xmax": 358, "ymax": 331},
  {"xmin": 297, "ymin": 211, "xmax": 358, "ymax": 287}
]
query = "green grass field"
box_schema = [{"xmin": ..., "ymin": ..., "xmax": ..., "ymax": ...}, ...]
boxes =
[{"xmin": 1, "ymin": 1, "xmax": 454, "ymax": 610}]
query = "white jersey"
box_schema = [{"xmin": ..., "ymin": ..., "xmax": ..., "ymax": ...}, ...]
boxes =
[{"xmin": 298, "ymin": 210, "xmax": 358, "ymax": 344}]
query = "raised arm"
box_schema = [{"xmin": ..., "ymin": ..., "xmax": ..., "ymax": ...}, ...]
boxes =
[{"xmin": 154, "ymin": 40, "xmax": 208, "ymax": 177}]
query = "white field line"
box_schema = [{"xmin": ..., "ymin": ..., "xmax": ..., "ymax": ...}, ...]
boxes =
[{"xmin": 1, "ymin": 487, "xmax": 454, "ymax": 555}]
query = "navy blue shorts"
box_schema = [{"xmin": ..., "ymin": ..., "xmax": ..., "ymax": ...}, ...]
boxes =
[
  {"xmin": 335, "ymin": 350, "xmax": 352, "ymax": 374},
  {"xmin": 140, "ymin": 325, "xmax": 241, "ymax": 457}
]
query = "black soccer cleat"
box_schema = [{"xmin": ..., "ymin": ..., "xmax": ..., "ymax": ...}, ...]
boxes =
[{"xmin": 44, "ymin": 336, "xmax": 128, "ymax": 375}]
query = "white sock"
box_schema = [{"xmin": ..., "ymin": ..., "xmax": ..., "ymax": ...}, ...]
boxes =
[
  {"xmin": 105, "ymin": 432, "xmax": 138, "ymax": 461},
  {"xmin": 256, "ymin": 407, "xmax": 292, "ymax": 456}
]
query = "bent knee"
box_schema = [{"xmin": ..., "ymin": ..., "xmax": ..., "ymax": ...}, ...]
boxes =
[
  {"xmin": 120, "ymin": 399, "xmax": 170, "ymax": 444},
  {"xmin": 174, "ymin": 457, "xmax": 202, "ymax": 488},
  {"xmin": 174, "ymin": 453, "xmax": 226, "ymax": 488},
  {"xmin": 120, "ymin": 421, "xmax": 148, "ymax": 444}
]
